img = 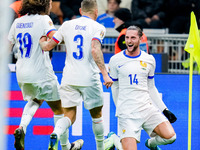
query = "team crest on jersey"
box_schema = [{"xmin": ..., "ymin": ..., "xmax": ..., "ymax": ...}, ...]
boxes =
[
  {"xmin": 49, "ymin": 21, "xmax": 53, "ymax": 26},
  {"xmin": 100, "ymin": 31, "xmax": 105, "ymax": 38},
  {"xmin": 122, "ymin": 129, "xmax": 126, "ymax": 134},
  {"xmin": 140, "ymin": 61, "xmax": 147, "ymax": 67},
  {"xmin": 140, "ymin": 61, "xmax": 147, "ymax": 70}
]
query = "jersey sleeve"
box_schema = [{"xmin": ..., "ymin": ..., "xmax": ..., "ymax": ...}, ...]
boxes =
[
  {"xmin": 109, "ymin": 56, "xmax": 118, "ymax": 81},
  {"xmin": 148, "ymin": 55, "xmax": 156, "ymax": 79},
  {"xmin": 43, "ymin": 15, "xmax": 57, "ymax": 37},
  {"xmin": 52, "ymin": 22, "xmax": 65, "ymax": 44},
  {"xmin": 92, "ymin": 24, "xmax": 106, "ymax": 44},
  {"xmin": 8, "ymin": 21, "xmax": 16, "ymax": 44}
]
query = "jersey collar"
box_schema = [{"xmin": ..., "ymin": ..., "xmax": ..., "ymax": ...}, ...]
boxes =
[{"xmin": 123, "ymin": 50, "xmax": 141, "ymax": 58}]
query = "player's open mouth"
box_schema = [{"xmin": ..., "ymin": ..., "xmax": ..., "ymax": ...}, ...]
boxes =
[{"xmin": 128, "ymin": 44, "xmax": 133, "ymax": 48}]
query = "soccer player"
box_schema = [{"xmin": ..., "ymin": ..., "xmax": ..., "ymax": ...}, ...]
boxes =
[
  {"xmin": 108, "ymin": 26, "xmax": 176, "ymax": 150},
  {"xmin": 8, "ymin": 0, "xmax": 83, "ymax": 150},
  {"xmin": 39, "ymin": 0, "xmax": 113, "ymax": 150}
]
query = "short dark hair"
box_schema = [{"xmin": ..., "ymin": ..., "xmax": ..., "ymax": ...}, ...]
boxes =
[
  {"xmin": 19, "ymin": 0, "xmax": 50, "ymax": 16},
  {"xmin": 107, "ymin": 0, "xmax": 121, "ymax": 5},
  {"xmin": 81, "ymin": 0, "xmax": 97, "ymax": 13},
  {"xmin": 127, "ymin": 25, "xmax": 143, "ymax": 38}
]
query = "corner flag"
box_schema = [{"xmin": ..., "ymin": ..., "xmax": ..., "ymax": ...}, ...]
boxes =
[
  {"xmin": 184, "ymin": 11, "xmax": 200, "ymax": 72},
  {"xmin": 184, "ymin": 11, "xmax": 200, "ymax": 150}
]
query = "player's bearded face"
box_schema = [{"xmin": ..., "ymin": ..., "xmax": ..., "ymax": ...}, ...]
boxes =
[{"xmin": 125, "ymin": 30, "xmax": 140, "ymax": 53}]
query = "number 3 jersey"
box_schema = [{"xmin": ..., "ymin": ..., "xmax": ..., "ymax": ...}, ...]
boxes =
[
  {"xmin": 8, "ymin": 14, "xmax": 57, "ymax": 83},
  {"xmin": 52, "ymin": 16, "xmax": 106, "ymax": 86},
  {"xmin": 109, "ymin": 50, "xmax": 156, "ymax": 118}
]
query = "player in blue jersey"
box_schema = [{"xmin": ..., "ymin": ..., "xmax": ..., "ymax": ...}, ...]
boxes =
[
  {"xmin": 40, "ymin": 0, "xmax": 113, "ymax": 150},
  {"xmin": 8, "ymin": 0, "xmax": 83, "ymax": 150},
  {"xmin": 96, "ymin": 0, "xmax": 121, "ymax": 28}
]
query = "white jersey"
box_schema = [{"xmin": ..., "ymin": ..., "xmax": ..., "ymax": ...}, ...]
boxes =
[
  {"xmin": 109, "ymin": 50, "xmax": 155, "ymax": 118},
  {"xmin": 8, "ymin": 14, "xmax": 57, "ymax": 83},
  {"xmin": 53, "ymin": 16, "xmax": 106, "ymax": 86}
]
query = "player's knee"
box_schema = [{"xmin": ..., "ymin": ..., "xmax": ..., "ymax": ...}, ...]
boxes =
[{"xmin": 164, "ymin": 134, "xmax": 176, "ymax": 144}]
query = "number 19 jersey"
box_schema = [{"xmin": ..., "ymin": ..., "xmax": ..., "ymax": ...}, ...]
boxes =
[
  {"xmin": 53, "ymin": 16, "xmax": 106, "ymax": 86},
  {"xmin": 8, "ymin": 14, "xmax": 57, "ymax": 83}
]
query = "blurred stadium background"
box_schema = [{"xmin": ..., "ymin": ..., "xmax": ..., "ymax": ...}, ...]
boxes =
[{"xmin": 2, "ymin": 0, "xmax": 200, "ymax": 148}]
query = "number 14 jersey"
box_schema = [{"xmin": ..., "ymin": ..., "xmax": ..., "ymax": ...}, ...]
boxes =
[{"xmin": 109, "ymin": 50, "xmax": 156, "ymax": 118}]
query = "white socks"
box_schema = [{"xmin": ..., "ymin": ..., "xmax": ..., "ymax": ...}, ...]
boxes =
[
  {"xmin": 20, "ymin": 101, "xmax": 40, "ymax": 134},
  {"xmin": 54, "ymin": 114, "xmax": 71, "ymax": 150},
  {"xmin": 148, "ymin": 134, "xmax": 176, "ymax": 147},
  {"xmin": 53, "ymin": 116, "xmax": 71, "ymax": 140},
  {"xmin": 60, "ymin": 129, "xmax": 71, "ymax": 150},
  {"xmin": 92, "ymin": 117, "xmax": 104, "ymax": 150}
]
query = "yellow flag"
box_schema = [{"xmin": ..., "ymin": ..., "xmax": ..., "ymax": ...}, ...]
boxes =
[{"xmin": 184, "ymin": 12, "xmax": 200, "ymax": 72}]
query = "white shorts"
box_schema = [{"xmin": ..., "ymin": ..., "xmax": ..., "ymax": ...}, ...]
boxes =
[
  {"xmin": 18, "ymin": 79, "xmax": 60, "ymax": 102},
  {"xmin": 59, "ymin": 82, "xmax": 104, "ymax": 110},
  {"xmin": 118, "ymin": 105, "xmax": 167, "ymax": 142}
]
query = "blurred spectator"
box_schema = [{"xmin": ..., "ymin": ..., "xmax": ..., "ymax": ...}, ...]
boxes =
[
  {"xmin": 50, "ymin": 12, "xmax": 61, "ymax": 25},
  {"xmin": 113, "ymin": 8, "xmax": 149, "ymax": 54},
  {"xmin": 96, "ymin": 0, "xmax": 121, "ymax": 28},
  {"xmin": 195, "ymin": 0, "xmax": 200, "ymax": 28},
  {"xmin": 131, "ymin": 0, "xmax": 166, "ymax": 29},
  {"xmin": 9, "ymin": 0, "xmax": 22, "ymax": 21},
  {"xmin": 165, "ymin": 0, "xmax": 200, "ymax": 33},
  {"xmin": 96, "ymin": 0, "xmax": 132, "ymax": 15},
  {"xmin": 60, "ymin": 0, "xmax": 82, "ymax": 21},
  {"xmin": 120, "ymin": 0, "xmax": 132, "ymax": 10},
  {"xmin": 9, "ymin": 0, "xmax": 61, "ymax": 25},
  {"xmin": 51, "ymin": 0, "xmax": 63, "ymax": 24},
  {"xmin": 96, "ymin": 0, "xmax": 107, "ymax": 15}
]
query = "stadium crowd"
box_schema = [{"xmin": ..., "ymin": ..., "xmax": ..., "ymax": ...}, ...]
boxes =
[{"xmin": 10, "ymin": 0, "xmax": 200, "ymax": 34}]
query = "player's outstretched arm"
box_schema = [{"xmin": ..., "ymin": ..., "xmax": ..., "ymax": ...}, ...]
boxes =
[
  {"xmin": 148, "ymin": 78, "xmax": 177, "ymax": 123},
  {"xmin": 91, "ymin": 40, "xmax": 113, "ymax": 88}
]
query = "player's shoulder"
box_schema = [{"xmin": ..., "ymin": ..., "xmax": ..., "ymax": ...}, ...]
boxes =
[
  {"xmin": 141, "ymin": 51, "xmax": 154, "ymax": 60},
  {"xmin": 110, "ymin": 50, "xmax": 124, "ymax": 63},
  {"xmin": 91, "ymin": 19, "xmax": 106, "ymax": 30},
  {"xmin": 140, "ymin": 51, "xmax": 155, "ymax": 65}
]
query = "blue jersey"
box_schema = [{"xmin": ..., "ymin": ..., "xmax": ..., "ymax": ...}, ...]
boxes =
[{"xmin": 96, "ymin": 13, "xmax": 115, "ymax": 28}]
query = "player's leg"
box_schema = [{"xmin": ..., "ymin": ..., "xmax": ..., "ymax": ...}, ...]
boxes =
[
  {"xmin": 50, "ymin": 106, "xmax": 83, "ymax": 150},
  {"xmin": 48, "ymin": 84, "xmax": 84, "ymax": 150},
  {"xmin": 144, "ymin": 106, "xmax": 176, "ymax": 149},
  {"xmin": 90, "ymin": 106, "xmax": 105, "ymax": 150},
  {"xmin": 118, "ymin": 117, "xmax": 139, "ymax": 150},
  {"xmin": 121, "ymin": 137, "xmax": 137, "ymax": 150},
  {"xmin": 14, "ymin": 99, "xmax": 43, "ymax": 150},
  {"xmin": 47, "ymin": 106, "xmax": 77, "ymax": 150},
  {"xmin": 47, "ymin": 100, "xmax": 70, "ymax": 150},
  {"xmin": 45, "ymin": 79, "xmax": 72, "ymax": 150},
  {"xmin": 82, "ymin": 83, "xmax": 105, "ymax": 150},
  {"xmin": 14, "ymin": 83, "xmax": 44, "ymax": 150},
  {"xmin": 146, "ymin": 121, "xmax": 176, "ymax": 148}
]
